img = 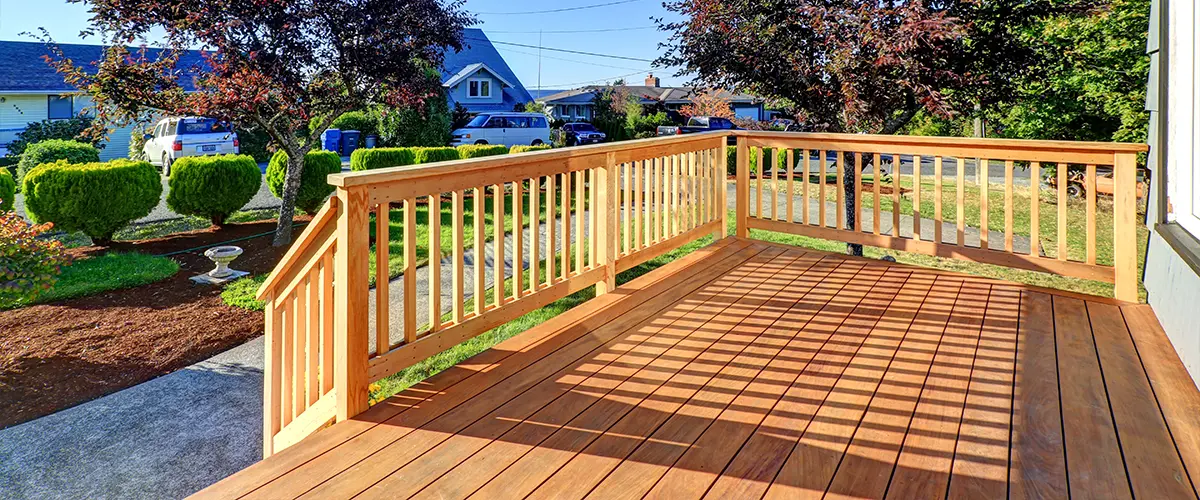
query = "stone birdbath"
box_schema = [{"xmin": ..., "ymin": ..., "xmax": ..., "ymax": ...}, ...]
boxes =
[{"xmin": 190, "ymin": 245, "xmax": 250, "ymax": 285}]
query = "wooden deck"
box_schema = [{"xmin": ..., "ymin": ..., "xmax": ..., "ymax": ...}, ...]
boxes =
[{"xmin": 197, "ymin": 238, "xmax": 1200, "ymax": 500}]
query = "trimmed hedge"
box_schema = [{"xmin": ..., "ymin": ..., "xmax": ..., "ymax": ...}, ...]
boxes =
[
  {"xmin": 167, "ymin": 154, "xmax": 262, "ymax": 226},
  {"xmin": 350, "ymin": 148, "xmax": 416, "ymax": 171},
  {"xmin": 0, "ymin": 168, "xmax": 14, "ymax": 212},
  {"xmin": 725, "ymin": 145, "xmax": 776, "ymax": 176},
  {"xmin": 413, "ymin": 147, "xmax": 460, "ymax": 164},
  {"xmin": 17, "ymin": 139, "xmax": 101, "ymax": 186},
  {"xmin": 22, "ymin": 159, "xmax": 161, "ymax": 245},
  {"xmin": 267, "ymin": 150, "xmax": 341, "ymax": 215},
  {"xmin": 509, "ymin": 144, "xmax": 553, "ymax": 155},
  {"xmin": 456, "ymin": 144, "xmax": 510, "ymax": 159}
]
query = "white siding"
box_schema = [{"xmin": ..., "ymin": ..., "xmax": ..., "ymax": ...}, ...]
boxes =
[{"xmin": 0, "ymin": 95, "xmax": 48, "ymax": 150}]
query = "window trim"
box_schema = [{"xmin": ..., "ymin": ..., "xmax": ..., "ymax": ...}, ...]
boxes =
[{"xmin": 467, "ymin": 78, "xmax": 492, "ymax": 99}]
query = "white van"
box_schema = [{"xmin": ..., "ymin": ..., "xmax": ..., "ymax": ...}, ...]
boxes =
[{"xmin": 450, "ymin": 112, "xmax": 551, "ymax": 148}]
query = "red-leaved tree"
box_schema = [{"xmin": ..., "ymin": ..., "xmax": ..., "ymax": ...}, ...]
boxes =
[
  {"xmin": 40, "ymin": 0, "xmax": 473, "ymax": 245},
  {"xmin": 678, "ymin": 89, "xmax": 735, "ymax": 119}
]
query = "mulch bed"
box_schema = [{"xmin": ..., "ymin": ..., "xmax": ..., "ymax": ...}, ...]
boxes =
[{"xmin": 0, "ymin": 217, "xmax": 308, "ymax": 429}]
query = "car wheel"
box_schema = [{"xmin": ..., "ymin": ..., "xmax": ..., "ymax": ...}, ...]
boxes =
[
  {"xmin": 1066, "ymin": 183, "xmax": 1084, "ymax": 198},
  {"xmin": 162, "ymin": 154, "xmax": 172, "ymax": 177},
  {"xmin": 566, "ymin": 136, "xmax": 577, "ymax": 147},
  {"xmin": 531, "ymin": 139, "xmax": 544, "ymax": 146},
  {"xmin": 474, "ymin": 140, "xmax": 488, "ymax": 145}
]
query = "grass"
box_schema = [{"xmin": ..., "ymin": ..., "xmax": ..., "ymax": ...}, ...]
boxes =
[
  {"xmin": 221, "ymin": 274, "xmax": 268, "ymax": 311},
  {"xmin": 1, "ymin": 252, "xmax": 180, "ymax": 310}
]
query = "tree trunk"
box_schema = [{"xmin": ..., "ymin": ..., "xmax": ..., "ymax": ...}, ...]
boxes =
[
  {"xmin": 843, "ymin": 151, "xmax": 863, "ymax": 256},
  {"xmin": 272, "ymin": 150, "xmax": 306, "ymax": 246}
]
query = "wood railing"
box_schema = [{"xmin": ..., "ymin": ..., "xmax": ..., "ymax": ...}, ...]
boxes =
[
  {"xmin": 733, "ymin": 131, "xmax": 1146, "ymax": 301},
  {"xmin": 254, "ymin": 133, "xmax": 727, "ymax": 456},
  {"xmin": 254, "ymin": 130, "xmax": 1145, "ymax": 456}
]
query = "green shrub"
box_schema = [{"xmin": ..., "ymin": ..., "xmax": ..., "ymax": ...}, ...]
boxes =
[
  {"xmin": 0, "ymin": 157, "xmax": 17, "ymax": 180},
  {"xmin": 412, "ymin": 147, "xmax": 460, "ymax": 164},
  {"xmin": 167, "ymin": 154, "xmax": 262, "ymax": 226},
  {"xmin": 350, "ymin": 147, "xmax": 416, "ymax": 171},
  {"xmin": 22, "ymin": 159, "xmax": 161, "ymax": 245},
  {"xmin": 0, "ymin": 210, "xmax": 73, "ymax": 307},
  {"xmin": 456, "ymin": 144, "xmax": 509, "ymax": 159},
  {"xmin": 0, "ymin": 168, "xmax": 14, "ymax": 212},
  {"xmin": 267, "ymin": 150, "xmax": 341, "ymax": 215},
  {"xmin": 5, "ymin": 116, "xmax": 100, "ymax": 158},
  {"xmin": 726, "ymin": 145, "xmax": 776, "ymax": 176},
  {"xmin": 510, "ymin": 144, "xmax": 553, "ymax": 154},
  {"xmin": 17, "ymin": 139, "xmax": 101, "ymax": 185},
  {"xmin": 331, "ymin": 111, "xmax": 377, "ymax": 136}
]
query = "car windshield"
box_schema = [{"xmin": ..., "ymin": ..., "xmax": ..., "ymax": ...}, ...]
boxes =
[
  {"xmin": 572, "ymin": 124, "xmax": 597, "ymax": 132},
  {"xmin": 464, "ymin": 115, "xmax": 491, "ymax": 128},
  {"xmin": 177, "ymin": 118, "xmax": 232, "ymax": 134}
]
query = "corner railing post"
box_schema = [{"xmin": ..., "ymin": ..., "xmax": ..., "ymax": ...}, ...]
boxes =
[
  {"xmin": 333, "ymin": 186, "xmax": 371, "ymax": 421},
  {"xmin": 716, "ymin": 136, "xmax": 729, "ymax": 240},
  {"xmin": 262, "ymin": 293, "xmax": 279, "ymax": 458},
  {"xmin": 735, "ymin": 135, "xmax": 750, "ymax": 238},
  {"xmin": 596, "ymin": 152, "xmax": 618, "ymax": 295},
  {"xmin": 1113, "ymin": 152, "xmax": 1139, "ymax": 302}
]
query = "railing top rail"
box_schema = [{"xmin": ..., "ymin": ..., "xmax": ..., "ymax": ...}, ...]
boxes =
[
  {"xmin": 734, "ymin": 130, "xmax": 1148, "ymax": 155},
  {"xmin": 326, "ymin": 131, "xmax": 728, "ymax": 188}
]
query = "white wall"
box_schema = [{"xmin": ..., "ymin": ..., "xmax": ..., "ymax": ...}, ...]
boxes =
[{"xmin": 0, "ymin": 93, "xmax": 137, "ymax": 161}]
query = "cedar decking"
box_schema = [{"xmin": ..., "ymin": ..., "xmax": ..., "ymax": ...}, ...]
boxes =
[{"xmin": 197, "ymin": 238, "xmax": 1200, "ymax": 500}]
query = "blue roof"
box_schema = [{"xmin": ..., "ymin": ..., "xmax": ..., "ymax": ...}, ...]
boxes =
[
  {"xmin": 441, "ymin": 29, "xmax": 532, "ymax": 111},
  {"xmin": 529, "ymin": 89, "xmax": 568, "ymax": 100},
  {"xmin": 0, "ymin": 40, "xmax": 208, "ymax": 93}
]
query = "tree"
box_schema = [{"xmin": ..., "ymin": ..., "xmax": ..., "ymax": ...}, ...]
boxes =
[
  {"xmin": 41, "ymin": 0, "xmax": 472, "ymax": 245},
  {"xmin": 678, "ymin": 89, "xmax": 735, "ymax": 119},
  {"xmin": 656, "ymin": 0, "xmax": 1082, "ymax": 254}
]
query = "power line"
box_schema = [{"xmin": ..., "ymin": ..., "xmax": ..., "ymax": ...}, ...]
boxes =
[
  {"xmin": 485, "ymin": 26, "xmax": 657, "ymax": 34},
  {"xmin": 474, "ymin": 0, "xmax": 641, "ymax": 15},
  {"xmin": 467, "ymin": 37, "xmax": 654, "ymax": 63},
  {"xmin": 494, "ymin": 45, "xmax": 650, "ymax": 72},
  {"xmin": 540, "ymin": 70, "xmax": 647, "ymax": 89}
]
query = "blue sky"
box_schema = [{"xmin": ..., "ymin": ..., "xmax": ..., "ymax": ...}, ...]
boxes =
[{"xmin": 0, "ymin": 0, "xmax": 689, "ymax": 92}]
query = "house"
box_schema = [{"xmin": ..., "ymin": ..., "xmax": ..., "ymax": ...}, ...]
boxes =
[
  {"xmin": 441, "ymin": 29, "xmax": 534, "ymax": 114},
  {"xmin": 0, "ymin": 40, "xmax": 208, "ymax": 160},
  {"xmin": 537, "ymin": 74, "xmax": 765, "ymax": 122},
  {"xmin": 1143, "ymin": 0, "xmax": 1200, "ymax": 383}
]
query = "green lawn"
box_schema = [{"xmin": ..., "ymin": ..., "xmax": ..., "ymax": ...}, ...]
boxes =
[{"xmin": 1, "ymin": 252, "xmax": 180, "ymax": 310}]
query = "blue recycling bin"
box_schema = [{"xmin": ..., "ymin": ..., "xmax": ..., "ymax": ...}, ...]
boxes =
[
  {"xmin": 320, "ymin": 129, "xmax": 342, "ymax": 153},
  {"xmin": 341, "ymin": 130, "xmax": 361, "ymax": 158}
]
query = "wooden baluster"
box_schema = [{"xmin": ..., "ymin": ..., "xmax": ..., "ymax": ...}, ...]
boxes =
[
  {"xmin": 529, "ymin": 178, "xmax": 539, "ymax": 293},
  {"xmin": 320, "ymin": 253, "xmax": 333, "ymax": 393},
  {"xmin": 263, "ymin": 295, "xmax": 280, "ymax": 457},
  {"xmin": 735, "ymin": 138, "xmax": 750, "ymax": 238},
  {"xmin": 635, "ymin": 160, "xmax": 643, "ymax": 250},
  {"xmin": 980, "ymin": 158, "xmax": 990, "ymax": 250},
  {"xmin": 427, "ymin": 194, "xmax": 442, "ymax": 332},
  {"xmin": 374, "ymin": 204, "xmax": 389, "ymax": 355},
  {"xmin": 1057, "ymin": 163, "xmax": 1068, "ymax": 261},
  {"xmin": 1030, "ymin": 163, "xmax": 1040, "ymax": 256},
  {"xmin": 912, "ymin": 155, "xmax": 921, "ymax": 240},
  {"xmin": 672, "ymin": 153, "xmax": 681, "ymax": 234},
  {"xmin": 934, "ymin": 156, "xmax": 943, "ymax": 244},
  {"xmin": 688, "ymin": 152, "xmax": 697, "ymax": 228},
  {"xmin": 306, "ymin": 272, "xmax": 319, "ymax": 405},
  {"xmin": 588, "ymin": 169, "xmax": 596, "ymax": 267},
  {"xmin": 1005, "ymin": 160, "xmax": 1015, "ymax": 252},
  {"xmin": 836, "ymin": 151, "xmax": 845, "ymax": 230},
  {"xmin": 755, "ymin": 147, "xmax": 764, "ymax": 220},
  {"xmin": 802, "ymin": 150, "xmax": 810, "ymax": 225},
  {"xmin": 874, "ymin": 153, "xmax": 882, "ymax": 235},
  {"xmin": 546, "ymin": 175, "xmax": 556, "ymax": 286},
  {"xmin": 493, "ymin": 184, "xmax": 504, "ymax": 308},
  {"xmin": 473, "ymin": 187, "xmax": 485, "ymax": 314},
  {"xmin": 717, "ymin": 142, "xmax": 728, "ymax": 239},
  {"xmin": 1086, "ymin": 164, "xmax": 1097, "ymax": 265},
  {"xmin": 819, "ymin": 150, "xmax": 827, "ymax": 227},
  {"xmin": 561, "ymin": 170, "xmax": 571, "ymax": 279},
  {"xmin": 660, "ymin": 156, "xmax": 669, "ymax": 239},
  {"xmin": 893, "ymin": 155, "xmax": 901, "ymax": 237},
  {"xmin": 651, "ymin": 158, "xmax": 660, "ymax": 243},
  {"xmin": 575, "ymin": 170, "xmax": 585, "ymax": 272},
  {"xmin": 957, "ymin": 158, "xmax": 966, "ymax": 246},
  {"xmin": 292, "ymin": 291, "xmax": 304, "ymax": 418},
  {"xmin": 403, "ymin": 198, "xmax": 416, "ymax": 343},
  {"xmin": 786, "ymin": 150, "xmax": 795, "ymax": 223},
  {"xmin": 623, "ymin": 161, "xmax": 631, "ymax": 254},
  {"xmin": 452, "ymin": 190, "xmax": 465, "ymax": 323},
  {"xmin": 513, "ymin": 181, "xmax": 523, "ymax": 299},
  {"xmin": 771, "ymin": 149, "xmax": 779, "ymax": 221},
  {"xmin": 854, "ymin": 152, "xmax": 862, "ymax": 232},
  {"xmin": 280, "ymin": 297, "xmax": 293, "ymax": 426}
]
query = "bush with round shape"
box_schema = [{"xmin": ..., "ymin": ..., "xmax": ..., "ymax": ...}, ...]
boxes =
[
  {"xmin": 266, "ymin": 150, "xmax": 341, "ymax": 215},
  {"xmin": 350, "ymin": 147, "xmax": 416, "ymax": 171},
  {"xmin": 412, "ymin": 147, "xmax": 460, "ymax": 164},
  {"xmin": 0, "ymin": 168, "xmax": 15, "ymax": 212},
  {"xmin": 167, "ymin": 154, "xmax": 262, "ymax": 226},
  {"xmin": 22, "ymin": 159, "xmax": 161, "ymax": 245},
  {"xmin": 510, "ymin": 144, "xmax": 552, "ymax": 155},
  {"xmin": 456, "ymin": 144, "xmax": 509, "ymax": 159},
  {"xmin": 17, "ymin": 139, "xmax": 101, "ymax": 185}
]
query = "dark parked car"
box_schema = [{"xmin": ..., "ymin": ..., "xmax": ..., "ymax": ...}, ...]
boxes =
[
  {"xmin": 559, "ymin": 122, "xmax": 607, "ymax": 146},
  {"xmin": 656, "ymin": 116, "xmax": 739, "ymax": 136}
]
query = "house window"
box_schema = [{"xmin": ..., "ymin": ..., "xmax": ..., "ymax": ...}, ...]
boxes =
[
  {"xmin": 1165, "ymin": 0, "xmax": 1200, "ymax": 236},
  {"xmin": 468, "ymin": 78, "xmax": 492, "ymax": 98},
  {"xmin": 47, "ymin": 95, "xmax": 73, "ymax": 120}
]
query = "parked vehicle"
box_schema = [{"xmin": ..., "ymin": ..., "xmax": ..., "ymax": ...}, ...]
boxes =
[
  {"xmin": 450, "ymin": 112, "xmax": 551, "ymax": 148},
  {"xmin": 145, "ymin": 117, "xmax": 239, "ymax": 176},
  {"xmin": 656, "ymin": 116, "xmax": 739, "ymax": 137},
  {"xmin": 1048, "ymin": 165, "xmax": 1150, "ymax": 199},
  {"xmin": 558, "ymin": 122, "xmax": 607, "ymax": 146}
]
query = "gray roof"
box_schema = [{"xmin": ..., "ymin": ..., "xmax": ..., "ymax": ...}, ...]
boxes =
[
  {"xmin": 537, "ymin": 85, "xmax": 760, "ymax": 105},
  {"xmin": 0, "ymin": 40, "xmax": 208, "ymax": 93}
]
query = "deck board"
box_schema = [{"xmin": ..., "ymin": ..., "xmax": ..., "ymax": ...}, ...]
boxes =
[{"xmin": 197, "ymin": 239, "xmax": 1200, "ymax": 500}]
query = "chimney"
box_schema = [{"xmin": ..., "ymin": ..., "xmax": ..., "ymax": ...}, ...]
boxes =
[{"xmin": 645, "ymin": 73, "xmax": 660, "ymax": 87}]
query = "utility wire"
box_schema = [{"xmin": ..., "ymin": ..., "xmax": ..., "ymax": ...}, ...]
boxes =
[
  {"xmin": 485, "ymin": 26, "xmax": 657, "ymax": 34},
  {"xmin": 467, "ymin": 37, "xmax": 653, "ymax": 62},
  {"xmin": 540, "ymin": 70, "xmax": 648, "ymax": 89},
  {"xmin": 474, "ymin": 0, "xmax": 640, "ymax": 15},
  {"xmin": 494, "ymin": 45, "xmax": 650, "ymax": 72}
]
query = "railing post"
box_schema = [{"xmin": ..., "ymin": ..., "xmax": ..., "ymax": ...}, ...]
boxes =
[
  {"xmin": 262, "ymin": 293, "xmax": 279, "ymax": 458},
  {"xmin": 596, "ymin": 152, "xmax": 618, "ymax": 295},
  {"xmin": 716, "ymin": 137, "xmax": 729, "ymax": 240},
  {"xmin": 735, "ymin": 135, "xmax": 750, "ymax": 238},
  {"xmin": 333, "ymin": 186, "xmax": 370, "ymax": 421},
  {"xmin": 1113, "ymin": 152, "xmax": 1139, "ymax": 302}
]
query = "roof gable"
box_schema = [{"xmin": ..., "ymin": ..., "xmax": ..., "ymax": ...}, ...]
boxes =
[
  {"xmin": 441, "ymin": 30, "xmax": 532, "ymax": 104},
  {"xmin": 442, "ymin": 62, "xmax": 517, "ymax": 90},
  {"xmin": 0, "ymin": 40, "xmax": 208, "ymax": 93}
]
